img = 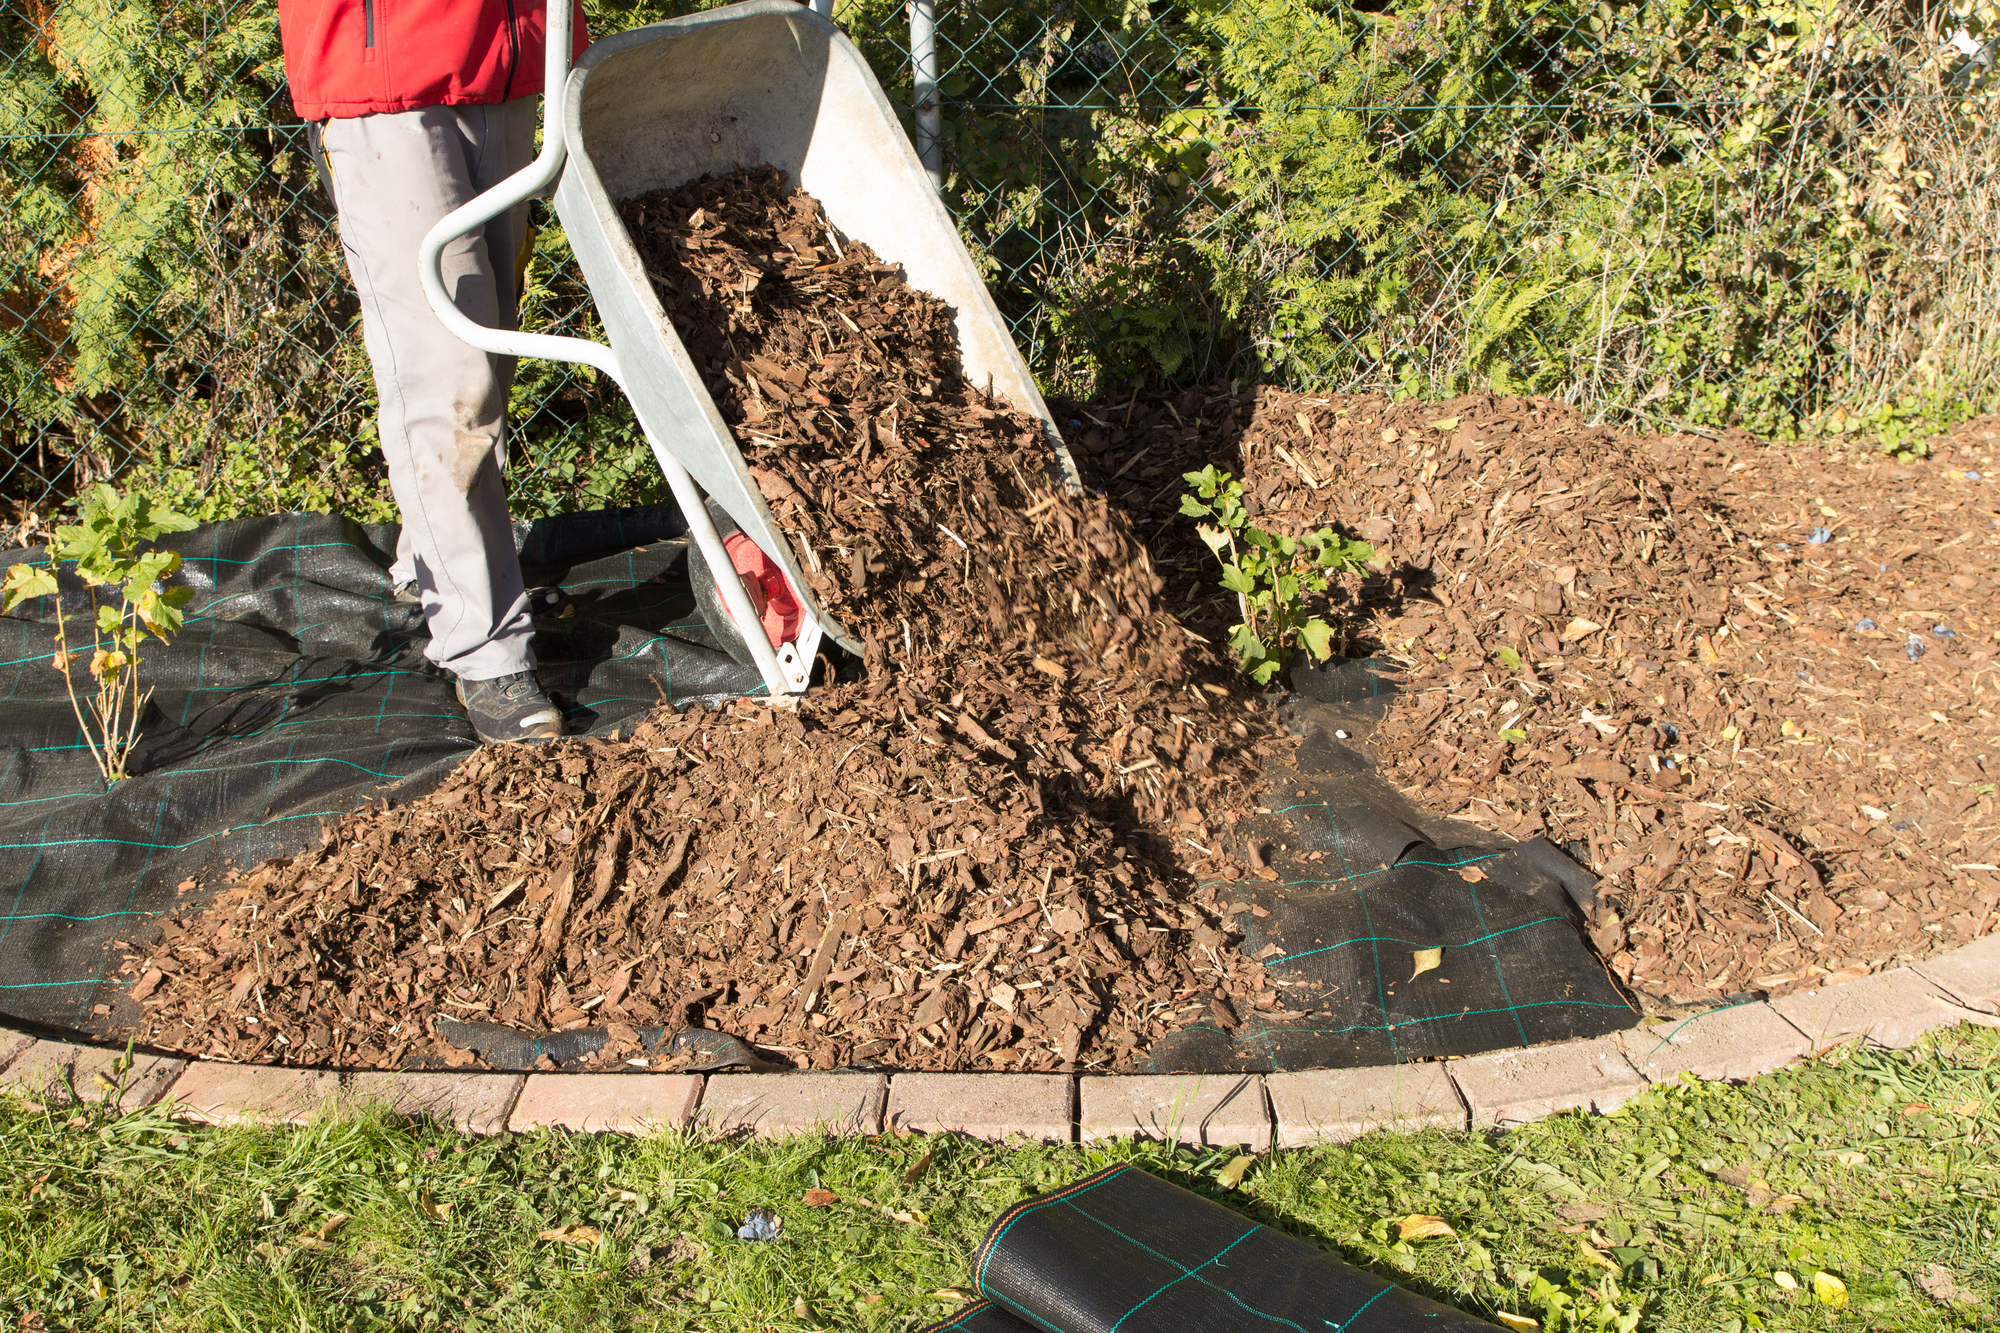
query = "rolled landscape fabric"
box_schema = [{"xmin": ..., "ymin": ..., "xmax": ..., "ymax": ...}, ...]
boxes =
[{"xmin": 923, "ymin": 1163, "xmax": 1498, "ymax": 1333}]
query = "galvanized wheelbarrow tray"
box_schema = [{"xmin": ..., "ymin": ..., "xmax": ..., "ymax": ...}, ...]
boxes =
[{"xmin": 422, "ymin": 0, "xmax": 1077, "ymax": 698}]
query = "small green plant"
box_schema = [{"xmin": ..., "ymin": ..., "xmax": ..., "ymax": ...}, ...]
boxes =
[
  {"xmin": 2, "ymin": 484, "xmax": 197, "ymax": 783},
  {"xmin": 1180, "ymin": 465, "xmax": 1373, "ymax": 685}
]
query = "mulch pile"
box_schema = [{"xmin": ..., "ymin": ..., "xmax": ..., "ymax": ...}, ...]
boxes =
[
  {"xmin": 122, "ymin": 169, "xmax": 1285, "ymax": 1072},
  {"xmin": 1071, "ymin": 386, "xmax": 2000, "ymax": 1009},
  {"xmin": 118, "ymin": 167, "xmax": 2000, "ymax": 1065}
]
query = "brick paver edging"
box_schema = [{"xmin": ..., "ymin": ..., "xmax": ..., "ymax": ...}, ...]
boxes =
[{"xmin": 3, "ymin": 936, "xmax": 1994, "ymax": 1144}]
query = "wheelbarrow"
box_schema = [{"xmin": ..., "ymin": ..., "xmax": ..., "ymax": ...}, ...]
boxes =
[{"xmin": 420, "ymin": 0, "xmax": 1079, "ymax": 698}]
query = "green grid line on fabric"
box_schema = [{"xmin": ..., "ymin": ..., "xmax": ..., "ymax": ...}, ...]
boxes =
[
  {"xmin": 1462, "ymin": 859, "xmax": 1533, "ymax": 1048},
  {"xmin": 0, "ymin": 805, "xmax": 354, "ymax": 854},
  {"xmin": 977, "ymin": 1164, "xmax": 1130, "ymax": 1294},
  {"xmin": 1060, "ymin": 1208, "xmax": 1297, "ymax": 1332},
  {"xmin": 1262, "ymin": 913, "xmax": 1567, "ymax": 968},
  {"xmin": 974, "ymin": 1161, "xmax": 1408, "ymax": 1333},
  {"xmin": 1189, "ymin": 835, "xmax": 1499, "ymax": 898},
  {"xmin": 1179, "ymin": 997, "xmax": 1637, "ymax": 1048},
  {"xmin": 0, "ymin": 909, "xmax": 161, "ymax": 923},
  {"xmin": 1643, "ymin": 998, "xmax": 1763, "ymax": 1055},
  {"xmin": 1354, "ymin": 887, "xmax": 1401, "ymax": 1063}
]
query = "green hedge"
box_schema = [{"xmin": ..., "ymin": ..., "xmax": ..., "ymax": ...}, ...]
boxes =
[{"xmin": 2, "ymin": 0, "xmax": 1995, "ymax": 526}]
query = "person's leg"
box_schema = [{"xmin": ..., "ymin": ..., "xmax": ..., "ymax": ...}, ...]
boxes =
[{"xmin": 321, "ymin": 104, "xmax": 535, "ymax": 681}]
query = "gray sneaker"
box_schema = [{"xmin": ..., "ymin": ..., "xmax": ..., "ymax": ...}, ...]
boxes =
[{"xmin": 454, "ymin": 671, "xmax": 564, "ymax": 744}]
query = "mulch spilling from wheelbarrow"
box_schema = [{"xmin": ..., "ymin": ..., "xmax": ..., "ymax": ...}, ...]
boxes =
[
  {"xmin": 1070, "ymin": 385, "xmax": 2000, "ymax": 1012},
  {"xmin": 119, "ymin": 169, "xmax": 1287, "ymax": 1072}
]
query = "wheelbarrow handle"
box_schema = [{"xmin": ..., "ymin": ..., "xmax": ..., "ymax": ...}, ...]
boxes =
[
  {"xmin": 414, "ymin": 0, "xmax": 807, "ymax": 698},
  {"xmin": 416, "ymin": 0, "xmax": 609, "ymax": 378}
]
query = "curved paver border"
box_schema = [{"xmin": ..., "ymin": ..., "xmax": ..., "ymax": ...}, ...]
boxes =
[{"xmin": 3, "ymin": 935, "xmax": 1994, "ymax": 1144}]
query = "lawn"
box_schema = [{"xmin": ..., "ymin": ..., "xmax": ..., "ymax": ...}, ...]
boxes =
[{"xmin": 2, "ymin": 1028, "xmax": 1995, "ymax": 1332}]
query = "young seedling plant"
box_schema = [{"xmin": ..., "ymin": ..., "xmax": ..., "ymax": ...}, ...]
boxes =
[
  {"xmin": 1181, "ymin": 465, "xmax": 1374, "ymax": 685},
  {"xmin": 2, "ymin": 484, "xmax": 196, "ymax": 783}
]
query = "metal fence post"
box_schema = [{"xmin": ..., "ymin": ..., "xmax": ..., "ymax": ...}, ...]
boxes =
[
  {"xmin": 811, "ymin": 0, "xmax": 833, "ymax": 17},
  {"xmin": 910, "ymin": 0, "xmax": 943, "ymax": 190}
]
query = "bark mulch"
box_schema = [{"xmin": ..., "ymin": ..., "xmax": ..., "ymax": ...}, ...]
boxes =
[
  {"xmin": 1074, "ymin": 386, "xmax": 2000, "ymax": 1012},
  {"xmin": 119, "ymin": 167, "xmax": 2000, "ymax": 1068},
  {"xmin": 120, "ymin": 170, "xmax": 1286, "ymax": 1073}
]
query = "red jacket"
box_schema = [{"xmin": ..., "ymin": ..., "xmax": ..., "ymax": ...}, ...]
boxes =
[{"xmin": 280, "ymin": 0, "xmax": 588, "ymax": 120}]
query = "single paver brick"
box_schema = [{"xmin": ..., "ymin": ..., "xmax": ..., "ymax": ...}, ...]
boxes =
[
  {"xmin": 0, "ymin": 1039, "xmax": 184, "ymax": 1111},
  {"xmin": 887, "ymin": 1074, "xmax": 1072, "ymax": 1142},
  {"xmin": 165, "ymin": 1061, "xmax": 340, "ymax": 1125},
  {"xmin": 698, "ymin": 1074, "xmax": 886, "ymax": 1137},
  {"xmin": 1449, "ymin": 1035, "xmax": 1646, "ymax": 1127},
  {"xmin": 1266, "ymin": 1063, "xmax": 1465, "ymax": 1147},
  {"xmin": 509, "ymin": 1074, "xmax": 704, "ymax": 1134},
  {"xmin": 1078, "ymin": 1074, "xmax": 1271, "ymax": 1151},
  {"xmin": 0, "ymin": 1028, "xmax": 39, "ymax": 1075},
  {"xmin": 1620, "ymin": 1002, "xmax": 1809, "ymax": 1084},
  {"xmin": 1771, "ymin": 967, "xmax": 1962, "ymax": 1051},
  {"xmin": 346, "ymin": 1071, "xmax": 524, "ymax": 1135},
  {"xmin": 1914, "ymin": 934, "xmax": 2000, "ymax": 1007}
]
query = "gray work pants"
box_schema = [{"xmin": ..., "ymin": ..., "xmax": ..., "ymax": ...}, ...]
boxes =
[{"xmin": 321, "ymin": 98, "xmax": 538, "ymax": 681}]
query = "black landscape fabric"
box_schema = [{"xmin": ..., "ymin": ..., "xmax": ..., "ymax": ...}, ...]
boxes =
[
  {"xmin": 0, "ymin": 513, "xmax": 1627, "ymax": 1071},
  {"xmin": 0, "ymin": 507, "xmax": 759, "ymax": 1035},
  {"xmin": 1150, "ymin": 667, "xmax": 1631, "ymax": 1072},
  {"xmin": 922, "ymin": 1164, "xmax": 1499, "ymax": 1333}
]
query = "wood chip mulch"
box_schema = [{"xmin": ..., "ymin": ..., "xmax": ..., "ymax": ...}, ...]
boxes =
[
  {"xmin": 1071, "ymin": 386, "xmax": 2000, "ymax": 1012},
  {"xmin": 119, "ymin": 165, "xmax": 2000, "ymax": 1069},
  {"xmin": 119, "ymin": 169, "xmax": 1287, "ymax": 1073}
]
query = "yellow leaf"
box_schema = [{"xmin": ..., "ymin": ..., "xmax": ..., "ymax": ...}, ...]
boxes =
[
  {"xmin": 1698, "ymin": 634, "xmax": 1722, "ymax": 665},
  {"xmin": 1218, "ymin": 1155, "xmax": 1256, "ymax": 1189},
  {"xmin": 1495, "ymin": 1314, "xmax": 1539, "ymax": 1331},
  {"xmin": 538, "ymin": 1224, "xmax": 601, "ymax": 1246},
  {"xmin": 1773, "ymin": 1270, "xmax": 1798, "ymax": 1291},
  {"xmin": 317, "ymin": 1212, "xmax": 351, "ymax": 1241},
  {"xmin": 1429, "ymin": 416, "xmax": 1462, "ymax": 432},
  {"xmin": 1832, "ymin": 1150, "xmax": 1866, "ymax": 1166},
  {"xmin": 1811, "ymin": 1271, "xmax": 1848, "ymax": 1308},
  {"xmin": 1949, "ymin": 1098, "xmax": 1983, "ymax": 1117},
  {"xmin": 1578, "ymin": 1240, "xmax": 1620, "ymax": 1271},
  {"xmin": 1396, "ymin": 1214, "xmax": 1455, "ymax": 1240},
  {"xmin": 1411, "ymin": 947, "xmax": 1442, "ymax": 981},
  {"xmin": 1721, "ymin": 725, "xmax": 1739, "ymax": 741},
  {"xmin": 1560, "ymin": 618, "xmax": 1603, "ymax": 643},
  {"xmin": 1701, "ymin": 1273, "xmax": 1728, "ymax": 1287},
  {"xmin": 418, "ymin": 1188, "xmax": 450, "ymax": 1222}
]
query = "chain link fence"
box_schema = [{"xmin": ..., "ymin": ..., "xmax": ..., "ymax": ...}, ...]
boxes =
[{"xmin": 4, "ymin": 0, "xmax": 1997, "ymax": 532}]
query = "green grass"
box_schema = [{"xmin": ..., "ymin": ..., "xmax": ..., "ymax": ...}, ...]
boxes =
[{"xmin": 3, "ymin": 1029, "xmax": 1996, "ymax": 1332}]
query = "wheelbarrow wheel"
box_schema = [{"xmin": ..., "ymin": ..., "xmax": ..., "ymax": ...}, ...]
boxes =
[{"xmin": 686, "ymin": 501, "xmax": 804, "ymax": 671}]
